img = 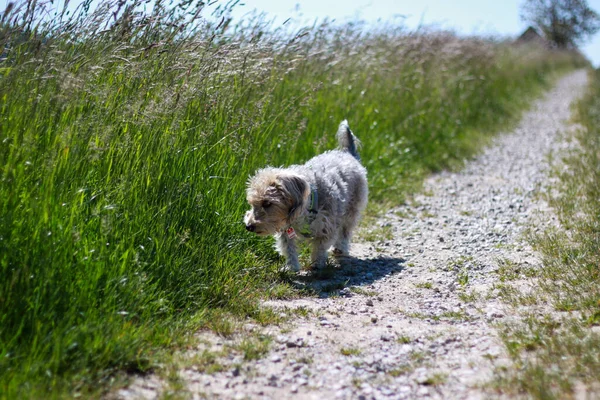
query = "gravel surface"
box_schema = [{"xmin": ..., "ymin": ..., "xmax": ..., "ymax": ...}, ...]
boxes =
[{"xmin": 116, "ymin": 70, "xmax": 588, "ymax": 400}]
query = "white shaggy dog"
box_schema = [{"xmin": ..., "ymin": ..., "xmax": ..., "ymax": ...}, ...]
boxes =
[{"xmin": 244, "ymin": 120, "xmax": 368, "ymax": 271}]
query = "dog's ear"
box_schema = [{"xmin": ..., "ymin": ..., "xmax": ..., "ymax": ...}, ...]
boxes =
[{"xmin": 275, "ymin": 174, "xmax": 309, "ymax": 222}]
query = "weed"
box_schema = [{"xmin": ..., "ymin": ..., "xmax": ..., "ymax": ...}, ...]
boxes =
[
  {"xmin": 457, "ymin": 270, "xmax": 470, "ymax": 287},
  {"xmin": 394, "ymin": 210, "xmax": 412, "ymax": 219},
  {"xmin": 340, "ymin": 347, "xmax": 362, "ymax": 356},
  {"xmin": 439, "ymin": 310, "xmax": 471, "ymax": 321},
  {"xmin": 288, "ymin": 307, "xmax": 314, "ymax": 319},
  {"xmin": 249, "ymin": 307, "xmax": 288, "ymax": 326},
  {"xmin": 205, "ymin": 310, "xmax": 238, "ymax": 338},
  {"xmin": 266, "ymin": 283, "xmax": 300, "ymax": 300},
  {"xmin": 296, "ymin": 356, "xmax": 313, "ymax": 365},
  {"xmin": 388, "ymin": 365, "xmax": 413, "ymax": 377},
  {"xmin": 232, "ymin": 335, "xmax": 272, "ymax": 361},
  {"xmin": 320, "ymin": 280, "xmax": 348, "ymax": 293},
  {"xmin": 349, "ymin": 287, "xmax": 378, "ymax": 296},
  {"xmin": 189, "ymin": 350, "xmax": 225, "ymax": 375},
  {"xmin": 458, "ymin": 289, "xmax": 480, "ymax": 303},
  {"xmin": 397, "ymin": 335, "xmax": 412, "ymax": 344},
  {"xmin": 422, "ymin": 373, "xmax": 448, "ymax": 386},
  {"xmin": 410, "ymin": 351, "xmax": 427, "ymax": 363},
  {"xmin": 421, "ymin": 211, "xmax": 436, "ymax": 218},
  {"xmin": 415, "ymin": 282, "xmax": 434, "ymax": 289},
  {"xmin": 397, "ymin": 309, "xmax": 440, "ymax": 321},
  {"xmin": 360, "ymin": 224, "xmax": 394, "ymax": 242}
]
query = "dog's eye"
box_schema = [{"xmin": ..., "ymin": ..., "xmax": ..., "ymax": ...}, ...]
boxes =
[{"xmin": 262, "ymin": 201, "xmax": 272, "ymax": 208}]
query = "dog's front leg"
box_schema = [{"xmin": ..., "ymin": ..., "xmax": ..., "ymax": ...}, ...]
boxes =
[
  {"xmin": 311, "ymin": 238, "xmax": 333, "ymax": 270},
  {"xmin": 275, "ymin": 234, "xmax": 301, "ymax": 272}
]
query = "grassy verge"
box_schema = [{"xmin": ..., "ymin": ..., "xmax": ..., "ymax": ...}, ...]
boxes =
[
  {"xmin": 492, "ymin": 68, "xmax": 600, "ymax": 398},
  {"xmin": 0, "ymin": 0, "xmax": 587, "ymax": 397}
]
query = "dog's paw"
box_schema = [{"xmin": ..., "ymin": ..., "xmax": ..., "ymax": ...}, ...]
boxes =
[
  {"xmin": 332, "ymin": 248, "xmax": 349, "ymax": 257},
  {"xmin": 281, "ymin": 261, "xmax": 301, "ymax": 273}
]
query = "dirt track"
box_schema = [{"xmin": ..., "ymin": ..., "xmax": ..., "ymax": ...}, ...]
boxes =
[{"xmin": 117, "ymin": 70, "xmax": 588, "ymax": 400}]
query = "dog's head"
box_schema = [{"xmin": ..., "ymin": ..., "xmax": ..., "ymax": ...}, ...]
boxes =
[{"xmin": 244, "ymin": 168, "xmax": 310, "ymax": 236}]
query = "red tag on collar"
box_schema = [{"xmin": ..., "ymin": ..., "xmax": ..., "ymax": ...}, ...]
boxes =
[{"xmin": 286, "ymin": 227, "xmax": 297, "ymax": 239}]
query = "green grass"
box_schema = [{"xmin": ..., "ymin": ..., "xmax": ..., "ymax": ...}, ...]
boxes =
[
  {"xmin": 492, "ymin": 68, "xmax": 600, "ymax": 399},
  {"xmin": 421, "ymin": 372, "xmax": 448, "ymax": 386},
  {"xmin": 397, "ymin": 335, "xmax": 412, "ymax": 344},
  {"xmin": 348, "ymin": 286, "xmax": 378, "ymax": 296},
  {"xmin": 0, "ymin": 0, "xmax": 589, "ymax": 397},
  {"xmin": 231, "ymin": 335, "xmax": 272, "ymax": 362},
  {"xmin": 340, "ymin": 347, "xmax": 362, "ymax": 356},
  {"xmin": 415, "ymin": 282, "xmax": 433, "ymax": 289}
]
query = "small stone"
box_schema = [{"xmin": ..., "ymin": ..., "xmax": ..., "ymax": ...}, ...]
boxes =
[
  {"xmin": 270, "ymin": 354, "xmax": 281, "ymax": 363},
  {"xmin": 486, "ymin": 310, "xmax": 505, "ymax": 319},
  {"xmin": 291, "ymin": 385, "xmax": 299, "ymax": 393},
  {"xmin": 371, "ymin": 316, "xmax": 378, "ymax": 323},
  {"xmin": 276, "ymin": 335, "xmax": 289, "ymax": 344},
  {"xmin": 288, "ymin": 339, "xmax": 304, "ymax": 348},
  {"xmin": 399, "ymin": 385, "xmax": 411, "ymax": 393},
  {"xmin": 417, "ymin": 386, "xmax": 429, "ymax": 395},
  {"xmin": 366, "ymin": 299, "xmax": 374, "ymax": 307},
  {"xmin": 486, "ymin": 348, "xmax": 501, "ymax": 358}
]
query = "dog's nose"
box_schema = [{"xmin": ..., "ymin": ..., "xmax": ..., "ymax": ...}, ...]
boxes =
[{"xmin": 245, "ymin": 224, "xmax": 256, "ymax": 232}]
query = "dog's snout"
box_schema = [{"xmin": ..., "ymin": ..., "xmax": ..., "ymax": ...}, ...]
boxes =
[{"xmin": 245, "ymin": 224, "xmax": 256, "ymax": 232}]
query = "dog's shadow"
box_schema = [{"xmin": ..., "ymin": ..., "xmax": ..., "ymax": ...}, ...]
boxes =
[{"xmin": 280, "ymin": 255, "xmax": 407, "ymax": 298}]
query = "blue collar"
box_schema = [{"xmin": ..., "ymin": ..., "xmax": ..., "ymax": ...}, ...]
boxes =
[
  {"xmin": 308, "ymin": 185, "xmax": 318, "ymax": 214},
  {"xmin": 284, "ymin": 185, "xmax": 318, "ymax": 239}
]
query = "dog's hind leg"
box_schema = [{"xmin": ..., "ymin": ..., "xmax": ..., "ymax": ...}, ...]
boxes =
[
  {"xmin": 333, "ymin": 216, "xmax": 356, "ymax": 257},
  {"xmin": 275, "ymin": 234, "xmax": 301, "ymax": 272},
  {"xmin": 334, "ymin": 175, "xmax": 368, "ymax": 257},
  {"xmin": 311, "ymin": 237, "xmax": 335, "ymax": 269}
]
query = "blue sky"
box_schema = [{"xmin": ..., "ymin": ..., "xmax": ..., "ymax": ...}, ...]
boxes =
[{"xmin": 230, "ymin": 0, "xmax": 600, "ymax": 67}]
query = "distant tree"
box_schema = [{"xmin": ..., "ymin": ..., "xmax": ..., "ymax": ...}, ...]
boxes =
[{"xmin": 520, "ymin": 0, "xmax": 600, "ymax": 48}]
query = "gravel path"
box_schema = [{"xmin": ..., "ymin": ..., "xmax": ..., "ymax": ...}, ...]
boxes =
[{"xmin": 117, "ymin": 70, "xmax": 588, "ymax": 400}]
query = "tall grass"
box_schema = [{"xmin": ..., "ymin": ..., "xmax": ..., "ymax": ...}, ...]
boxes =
[{"xmin": 0, "ymin": 0, "xmax": 587, "ymax": 397}]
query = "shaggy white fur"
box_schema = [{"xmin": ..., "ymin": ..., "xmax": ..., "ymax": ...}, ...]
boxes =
[{"xmin": 244, "ymin": 120, "xmax": 368, "ymax": 271}]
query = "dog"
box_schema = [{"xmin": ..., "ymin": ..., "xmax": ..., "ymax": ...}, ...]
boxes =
[{"xmin": 244, "ymin": 120, "xmax": 368, "ymax": 271}]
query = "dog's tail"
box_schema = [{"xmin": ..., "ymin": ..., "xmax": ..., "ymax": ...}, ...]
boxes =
[{"xmin": 336, "ymin": 120, "xmax": 361, "ymax": 161}]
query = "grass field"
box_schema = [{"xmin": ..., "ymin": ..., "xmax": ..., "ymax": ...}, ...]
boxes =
[
  {"xmin": 0, "ymin": 0, "xmax": 588, "ymax": 397},
  {"xmin": 493, "ymin": 68, "xmax": 600, "ymax": 399}
]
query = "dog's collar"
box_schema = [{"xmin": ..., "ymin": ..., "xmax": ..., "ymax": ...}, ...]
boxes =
[
  {"xmin": 285, "ymin": 185, "xmax": 318, "ymax": 239},
  {"xmin": 307, "ymin": 184, "xmax": 318, "ymax": 214}
]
